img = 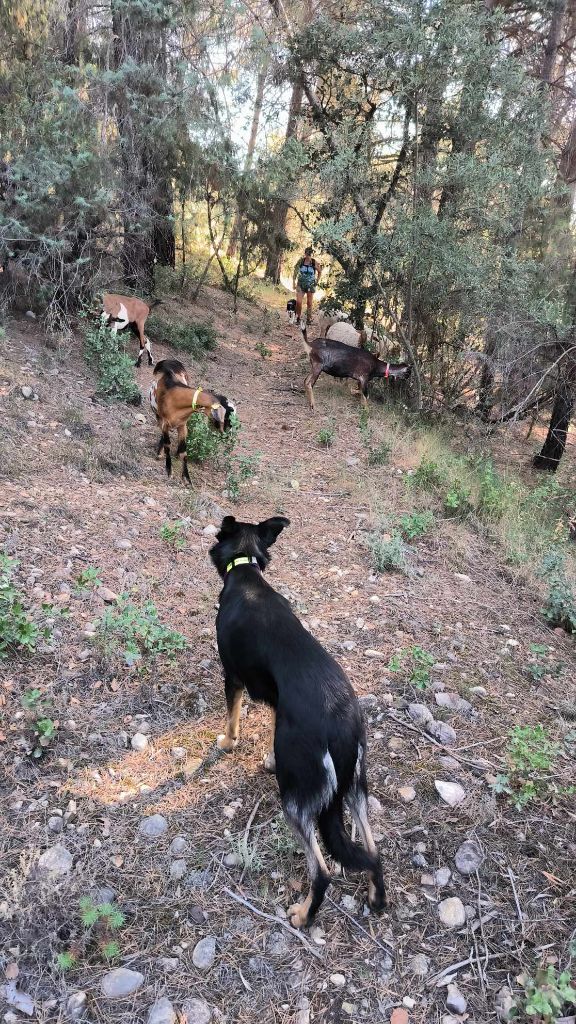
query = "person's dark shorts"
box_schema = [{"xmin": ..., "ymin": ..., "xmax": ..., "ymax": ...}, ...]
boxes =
[{"xmin": 297, "ymin": 276, "xmax": 316, "ymax": 294}]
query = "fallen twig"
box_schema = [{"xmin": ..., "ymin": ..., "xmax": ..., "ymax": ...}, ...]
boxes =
[
  {"xmin": 386, "ymin": 712, "xmax": 497, "ymax": 771},
  {"xmin": 223, "ymin": 886, "xmax": 324, "ymax": 961},
  {"xmin": 325, "ymin": 895, "xmax": 394, "ymax": 951},
  {"xmin": 507, "ymin": 865, "xmax": 525, "ymax": 938},
  {"xmin": 427, "ymin": 950, "xmax": 516, "ymax": 987},
  {"xmin": 239, "ymin": 796, "xmax": 263, "ymax": 885}
]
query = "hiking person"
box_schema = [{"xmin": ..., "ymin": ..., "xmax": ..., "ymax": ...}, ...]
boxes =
[{"xmin": 293, "ymin": 247, "xmax": 322, "ymax": 326}]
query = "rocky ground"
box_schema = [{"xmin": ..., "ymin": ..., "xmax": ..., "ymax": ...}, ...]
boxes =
[{"xmin": 1, "ymin": 286, "xmax": 575, "ymax": 1024}]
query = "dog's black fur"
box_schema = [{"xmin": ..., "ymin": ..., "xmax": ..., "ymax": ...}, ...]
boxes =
[{"xmin": 210, "ymin": 515, "xmax": 385, "ymax": 928}]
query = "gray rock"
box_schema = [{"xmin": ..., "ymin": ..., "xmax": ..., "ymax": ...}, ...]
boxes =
[
  {"xmin": 434, "ymin": 867, "xmax": 452, "ymax": 886},
  {"xmin": 170, "ymin": 836, "xmax": 189, "ymax": 856},
  {"xmin": 192, "ymin": 936, "xmax": 216, "ymax": 970},
  {"xmin": 368, "ymin": 795, "xmax": 383, "ymax": 814},
  {"xmin": 446, "ymin": 985, "xmax": 467, "ymax": 1015},
  {"xmin": 438, "ymin": 755, "xmax": 460, "ymax": 771},
  {"xmin": 131, "ymin": 732, "xmax": 149, "ymax": 752},
  {"xmin": 408, "ymin": 953, "xmax": 430, "ymax": 977},
  {"xmin": 427, "ymin": 720, "xmax": 457, "ymax": 745},
  {"xmin": 171, "ymin": 746, "xmax": 187, "ymax": 760},
  {"xmin": 169, "ymin": 859, "xmax": 187, "ymax": 881},
  {"xmin": 182, "ymin": 998, "xmax": 211, "ymax": 1024},
  {"xmin": 147, "ymin": 996, "xmax": 176, "ymax": 1024},
  {"xmin": 407, "ymin": 702, "xmax": 434, "ymax": 726},
  {"xmin": 495, "ymin": 985, "xmax": 515, "ymax": 1020},
  {"xmin": 158, "ymin": 958, "xmax": 179, "ymax": 973},
  {"xmin": 37, "ymin": 844, "xmax": 73, "ymax": 877},
  {"xmin": 470, "ymin": 685, "xmax": 487, "ymax": 697},
  {"xmin": 67, "ymin": 991, "xmax": 87, "ymax": 1018},
  {"xmin": 101, "ymin": 968, "xmax": 144, "ymax": 999},
  {"xmin": 93, "ymin": 886, "xmax": 116, "ymax": 905},
  {"xmin": 266, "ymin": 930, "xmax": 292, "ymax": 956},
  {"xmin": 202, "ymin": 525, "xmax": 218, "ymax": 538},
  {"xmin": 435, "ymin": 780, "xmax": 465, "ymax": 807},
  {"xmin": 398, "ymin": 785, "xmax": 416, "ymax": 803},
  {"xmin": 138, "ymin": 814, "xmax": 168, "ymax": 839},
  {"xmin": 455, "ymin": 838, "xmax": 484, "ymax": 875},
  {"xmin": 438, "ymin": 896, "xmax": 466, "ymax": 929},
  {"xmin": 97, "ymin": 587, "xmax": 118, "ymax": 604},
  {"xmin": 330, "ymin": 974, "xmax": 346, "ymax": 988},
  {"xmin": 435, "ymin": 691, "xmax": 474, "ymax": 718},
  {"xmin": 223, "ymin": 852, "xmax": 241, "ymax": 867},
  {"xmin": 48, "ymin": 816, "xmax": 63, "ymax": 833},
  {"xmin": 115, "ymin": 539, "xmax": 132, "ymax": 550},
  {"xmin": 186, "ymin": 869, "xmax": 213, "ymax": 889},
  {"xmin": 25, "ymin": 310, "xmax": 37, "ymax": 319},
  {"xmin": 21, "ymin": 385, "xmax": 34, "ymax": 398}
]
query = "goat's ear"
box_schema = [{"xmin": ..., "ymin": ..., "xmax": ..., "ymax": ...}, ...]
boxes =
[
  {"xmin": 217, "ymin": 515, "xmax": 238, "ymax": 539},
  {"xmin": 257, "ymin": 516, "xmax": 290, "ymax": 547}
]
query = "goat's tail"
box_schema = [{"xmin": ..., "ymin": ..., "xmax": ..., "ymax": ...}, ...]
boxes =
[{"xmin": 299, "ymin": 325, "xmax": 312, "ymax": 354}]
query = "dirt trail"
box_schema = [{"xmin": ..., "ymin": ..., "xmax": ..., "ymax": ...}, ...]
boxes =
[{"xmin": 1, "ymin": 292, "xmax": 575, "ymax": 1024}]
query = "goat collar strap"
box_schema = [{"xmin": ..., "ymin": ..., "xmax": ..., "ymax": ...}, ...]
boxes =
[
  {"xmin": 226, "ymin": 556, "xmax": 259, "ymax": 574},
  {"xmin": 192, "ymin": 387, "xmax": 202, "ymax": 409},
  {"xmin": 385, "ymin": 363, "xmax": 390, "ymax": 379}
]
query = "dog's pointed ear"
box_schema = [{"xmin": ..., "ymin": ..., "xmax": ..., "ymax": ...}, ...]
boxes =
[
  {"xmin": 217, "ymin": 515, "xmax": 238, "ymax": 539},
  {"xmin": 257, "ymin": 516, "xmax": 290, "ymax": 546}
]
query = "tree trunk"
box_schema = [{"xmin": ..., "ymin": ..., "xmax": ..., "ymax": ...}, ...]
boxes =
[
  {"xmin": 264, "ymin": 81, "xmax": 303, "ymax": 283},
  {"xmin": 533, "ymin": 376, "xmax": 574, "ymax": 470},
  {"xmin": 539, "ymin": 0, "xmax": 567, "ymax": 87},
  {"xmin": 227, "ymin": 58, "xmax": 269, "ymax": 258}
]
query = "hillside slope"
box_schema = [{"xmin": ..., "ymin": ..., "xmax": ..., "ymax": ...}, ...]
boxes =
[{"xmin": 1, "ymin": 288, "xmax": 575, "ymax": 1024}]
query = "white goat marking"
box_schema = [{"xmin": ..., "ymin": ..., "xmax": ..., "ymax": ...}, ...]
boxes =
[{"xmin": 149, "ymin": 379, "xmax": 158, "ymax": 413}]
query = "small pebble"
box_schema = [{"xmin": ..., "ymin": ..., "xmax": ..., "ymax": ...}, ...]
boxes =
[
  {"xmin": 398, "ymin": 785, "xmax": 416, "ymax": 803},
  {"xmin": 131, "ymin": 732, "xmax": 149, "ymax": 752},
  {"xmin": 330, "ymin": 973, "xmax": 346, "ymax": 988},
  {"xmin": 169, "ymin": 859, "xmax": 188, "ymax": 881},
  {"xmin": 138, "ymin": 814, "xmax": 168, "ymax": 839},
  {"xmin": 147, "ymin": 996, "xmax": 177, "ymax": 1024},
  {"xmin": 192, "ymin": 936, "xmax": 216, "ymax": 970},
  {"xmin": 101, "ymin": 967, "xmax": 144, "ymax": 998},
  {"xmin": 455, "ymin": 839, "xmax": 484, "ymax": 875},
  {"xmin": 435, "ymin": 780, "xmax": 466, "ymax": 807},
  {"xmin": 446, "ymin": 984, "xmax": 467, "ymax": 1015},
  {"xmin": 170, "ymin": 836, "xmax": 189, "ymax": 856},
  {"xmin": 438, "ymin": 896, "xmax": 466, "ymax": 929},
  {"xmin": 181, "ymin": 998, "xmax": 212, "ymax": 1024},
  {"xmin": 115, "ymin": 538, "xmax": 133, "ymax": 550}
]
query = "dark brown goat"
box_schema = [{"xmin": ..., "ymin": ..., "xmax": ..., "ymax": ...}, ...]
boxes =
[
  {"xmin": 300, "ymin": 330, "xmax": 411, "ymax": 410},
  {"xmin": 149, "ymin": 359, "xmax": 235, "ymax": 483}
]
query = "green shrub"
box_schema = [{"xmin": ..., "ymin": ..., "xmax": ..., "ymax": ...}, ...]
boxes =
[
  {"xmin": 146, "ymin": 314, "xmax": 217, "ymax": 357},
  {"xmin": 95, "ymin": 596, "xmax": 187, "ymax": 663},
  {"xmin": 539, "ymin": 550, "xmax": 576, "ymax": 633},
  {"xmin": 160, "ymin": 520, "xmax": 188, "ymax": 551},
  {"xmin": 368, "ymin": 532, "xmax": 407, "ymax": 572},
  {"xmin": 255, "ymin": 340, "xmax": 272, "ymax": 359},
  {"xmin": 475, "ymin": 459, "xmax": 516, "ymax": 521},
  {"xmin": 317, "ymin": 421, "xmax": 335, "ymax": 447},
  {"xmin": 0, "ymin": 556, "xmax": 49, "ymax": 659},
  {"xmin": 520, "ymin": 965, "xmax": 576, "ymax": 1023},
  {"xmin": 389, "ymin": 645, "xmax": 435, "ymax": 689},
  {"xmin": 83, "ymin": 323, "xmax": 141, "ymax": 404},
  {"xmin": 444, "ymin": 480, "xmax": 471, "ymax": 516},
  {"xmin": 186, "ymin": 410, "xmax": 239, "ymax": 466},
  {"xmin": 412, "ymin": 458, "xmax": 447, "ymax": 490},
  {"xmin": 57, "ymin": 897, "xmax": 126, "ymax": 972},
  {"xmin": 226, "ymin": 453, "xmax": 262, "ymax": 502},
  {"xmin": 358, "ymin": 410, "xmax": 392, "ymax": 464},
  {"xmin": 493, "ymin": 723, "xmax": 561, "ymax": 808},
  {"xmin": 398, "ymin": 510, "xmax": 435, "ymax": 540}
]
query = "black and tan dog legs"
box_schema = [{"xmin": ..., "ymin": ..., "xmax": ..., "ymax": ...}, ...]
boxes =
[
  {"xmin": 263, "ymin": 708, "xmax": 276, "ymax": 773},
  {"xmin": 217, "ymin": 676, "xmax": 244, "ymax": 752},
  {"xmin": 283, "ymin": 805, "xmax": 330, "ymax": 929},
  {"xmin": 347, "ymin": 790, "xmax": 386, "ymax": 912}
]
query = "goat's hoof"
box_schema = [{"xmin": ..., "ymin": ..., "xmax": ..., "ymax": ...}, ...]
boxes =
[
  {"xmin": 287, "ymin": 902, "xmax": 310, "ymax": 930},
  {"xmin": 368, "ymin": 880, "xmax": 386, "ymax": 914},
  {"xmin": 263, "ymin": 751, "xmax": 276, "ymax": 773},
  {"xmin": 217, "ymin": 734, "xmax": 238, "ymax": 753}
]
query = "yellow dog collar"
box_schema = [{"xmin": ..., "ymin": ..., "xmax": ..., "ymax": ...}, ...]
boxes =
[{"xmin": 226, "ymin": 556, "xmax": 259, "ymax": 573}]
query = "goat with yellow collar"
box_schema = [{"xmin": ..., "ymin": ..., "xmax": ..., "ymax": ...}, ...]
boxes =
[{"xmin": 150, "ymin": 358, "xmax": 236, "ymax": 483}]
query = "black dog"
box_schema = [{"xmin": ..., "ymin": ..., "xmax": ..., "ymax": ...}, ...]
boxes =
[
  {"xmin": 210, "ymin": 515, "xmax": 385, "ymax": 928},
  {"xmin": 287, "ymin": 298, "xmax": 297, "ymax": 324}
]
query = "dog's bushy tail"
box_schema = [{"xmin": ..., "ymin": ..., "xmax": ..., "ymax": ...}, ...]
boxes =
[{"xmin": 318, "ymin": 800, "xmax": 375, "ymax": 874}]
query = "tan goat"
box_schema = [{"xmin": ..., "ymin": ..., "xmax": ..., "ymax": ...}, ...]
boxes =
[{"xmin": 101, "ymin": 293, "xmax": 157, "ymax": 367}]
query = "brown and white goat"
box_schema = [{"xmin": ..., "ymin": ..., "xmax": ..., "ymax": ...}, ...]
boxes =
[
  {"xmin": 150, "ymin": 358, "xmax": 235, "ymax": 483},
  {"xmin": 101, "ymin": 293, "xmax": 159, "ymax": 368},
  {"xmin": 300, "ymin": 329, "xmax": 410, "ymax": 410}
]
